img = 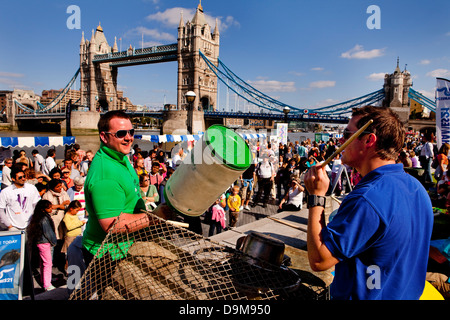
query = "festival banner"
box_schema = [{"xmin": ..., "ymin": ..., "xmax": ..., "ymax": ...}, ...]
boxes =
[
  {"xmin": 436, "ymin": 77, "xmax": 450, "ymax": 149},
  {"xmin": 0, "ymin": 231, "xmax": 25, "ymax": 300},
  {"xmin": 277, "ymin": 123, "xmax": 288, "ymax": 146}
]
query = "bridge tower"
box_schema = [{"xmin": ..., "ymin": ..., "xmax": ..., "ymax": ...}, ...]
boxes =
[
  {"xmin": 79, "ymin": 24, "xmax": 119, "ymax": 112},
  {"xmin": 167, "ymin": 1, "xmax": 220, "ymax": 134},
  {"xmin": 382, "ymin": 58, "xmax": 413, "ymax": 124},
  {"xmin": 177, "ymin": 2, "xmax": 220, "ymax": 112}
]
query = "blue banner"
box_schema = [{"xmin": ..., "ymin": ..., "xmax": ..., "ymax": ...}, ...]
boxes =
[
  {"xmin": 436, "ymin": 78, "xmax": 450, "ymax": 149},
  {"xmin": 0, "ymin": 233, "xmax": 24, "ymax": 300}
]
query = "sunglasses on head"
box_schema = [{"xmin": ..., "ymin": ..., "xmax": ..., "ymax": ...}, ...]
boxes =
[
  {"xmin": 104, "ymin": 129, "xmax": 135, "ymax": 139},
  {"xmin": 343, "ymin": 128, "xmax": 371, "ymax": 140}
]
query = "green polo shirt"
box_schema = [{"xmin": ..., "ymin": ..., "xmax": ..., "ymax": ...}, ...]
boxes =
[{"xmin": 82, "ymin": 143, "xmax": 146, "ymax": 259}]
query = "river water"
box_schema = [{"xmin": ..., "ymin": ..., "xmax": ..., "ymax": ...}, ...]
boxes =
[{"xmin": 0, "ymin": 129, "xmax": 162, "ymax": 161}]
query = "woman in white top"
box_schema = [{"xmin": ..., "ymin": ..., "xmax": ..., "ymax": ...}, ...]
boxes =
[{"xmin": 278, "ymin": 177, "xmax": 304, "ymax": 212}]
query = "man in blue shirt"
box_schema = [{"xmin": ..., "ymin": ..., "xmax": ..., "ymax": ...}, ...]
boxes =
[{"xmin": 304, "ymin": 106, "xmax": 433, "ymax": 299}]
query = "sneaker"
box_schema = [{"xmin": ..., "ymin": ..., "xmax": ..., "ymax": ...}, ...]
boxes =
[
  {"xmin": 239, "ymin": 206, "xmax": 244, "ymax": 211},
  {"xmin": 45, "ymin": 285, "xmax": 56, "ymax": 292},
  {"xmin": 244, "ymin": 205, "xmax": 251, "ymax": 211}
]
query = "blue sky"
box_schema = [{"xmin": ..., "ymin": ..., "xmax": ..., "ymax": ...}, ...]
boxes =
[{"xmin": 1, "ymin": 0, "xmax": 450, "ymax": 112}]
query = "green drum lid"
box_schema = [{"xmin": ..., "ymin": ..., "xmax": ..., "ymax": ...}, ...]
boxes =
[{"xmin": 204, "ymin": 125, "xmax": 252, "ymax": 170}]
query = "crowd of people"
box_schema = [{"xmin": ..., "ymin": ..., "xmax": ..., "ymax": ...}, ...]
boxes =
[
  {"xmin": 0, "ymin": 144, "xmax": 91, "ymax": 292},
  {"xmin": 0, "ymin": 119, "xmax": 449, "ymax": 298}
]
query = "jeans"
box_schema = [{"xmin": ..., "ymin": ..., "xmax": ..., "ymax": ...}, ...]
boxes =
[
  {"xmin": 421, "ymin": 157, "xmax": 433, "ymax": 183},
  {"xmin": 37, "ymin": 242, "xmax": 53, "ymax": 289},
  {"xmin": 253, "ymin": 178, "xmax": 273, "ymax": 205}
]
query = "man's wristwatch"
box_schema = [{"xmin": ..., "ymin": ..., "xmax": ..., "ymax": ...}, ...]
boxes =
[{"xmin": 307, "ymin": 195, "xmax": 326, "ymax": 209}]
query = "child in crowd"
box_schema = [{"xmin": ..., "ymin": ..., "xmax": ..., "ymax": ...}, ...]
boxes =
[
  {"xmin": 61, "ymin": 200, "xmax": 85, "ymax": 268},
  {"xmin": 208, "ymin": 194, "xmax": 227, "ymax": 236},
  {"xmin": 227, "ymin": 185, "xmax": 241, "ymax": 228},
  {"xmin": 26, "ymin": 200, "xmax": 57, "ymax": 291}
]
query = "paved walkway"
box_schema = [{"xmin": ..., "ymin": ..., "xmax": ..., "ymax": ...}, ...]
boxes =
[{"xmin": 200, "ymin": 198, "xmax": 283, "ymax": 239}]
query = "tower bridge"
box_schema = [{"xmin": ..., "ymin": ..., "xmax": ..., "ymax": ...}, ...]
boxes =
[{"xmin": 3, "ymin": 1, "xmax": 436, "ymax": 134}]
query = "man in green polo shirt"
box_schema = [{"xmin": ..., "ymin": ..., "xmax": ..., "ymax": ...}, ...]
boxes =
[{"xmin": 82, "ymin": 110, "xmax": 149, "ymax": 264}]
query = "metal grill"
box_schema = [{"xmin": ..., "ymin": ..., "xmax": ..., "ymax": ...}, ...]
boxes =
[{"xmin": 69, "ymin": 213, "xmax": 306, "ymax": 300}]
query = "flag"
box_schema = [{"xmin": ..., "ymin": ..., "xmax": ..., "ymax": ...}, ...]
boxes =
[{"xmin": 436, "ymin": 77, "xmax": 450, "ymax": 149}]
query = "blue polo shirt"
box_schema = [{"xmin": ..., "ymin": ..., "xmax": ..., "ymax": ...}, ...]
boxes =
[{"xmin": 322, "ymin": 164, "xmax": 433, "ymax": 300}]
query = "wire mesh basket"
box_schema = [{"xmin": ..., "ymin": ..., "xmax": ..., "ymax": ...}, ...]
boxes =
[{"xmin": 69, "ymin": 212, "xmax": 309, "ymax": 300}]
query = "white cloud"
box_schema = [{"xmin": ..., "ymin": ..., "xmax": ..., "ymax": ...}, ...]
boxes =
[
  {"xmin": 366, "ymin": 72, "xmax": 386, "ymax": 81},
  {"xmin": 311, "ymin": 67, "xmax": 324, "ymax": 71},
  {"xmin": 146, "ymin": 7, "xmax": 239, "ymax": 31},
  {"xmin": 0, "ymin": 78, "xmax": 28, "ymax": 89},
  {"xmin": 309, "ymin": 80, "xmax": 336, "ymax": 89},
  {"xmin": 341, "ymin": 44, "xmax": 385, "ymax": 59},
  {"xmin": 125, "ymin": 26, "xmax": 176, "ymax": 42},
  {"xmin": 147, "ymin": 7, "xmax": 190, "ymax": 27},
  {"xmin": 0, "ymin": 72, "xmax": 26, "ymax": 89},
  {"xmin": 0, "ymin": 72, "xmax": 24, "ymax": 78},
  {"xmin": 416, "ymin": 89, "xmax": 435, "ymax": 100},
  {"xmin": 426, "ymin": 69, "xmax": 450, "ymax": 78},
  {"xmin": 313, "ymin": 98, "xmax": 339, "ymax": 108},
  {"xmin": 419, "ymin": 59, "xmax": 431, "ymax": 65},
  {"xmin": 247, "ymin": 80, "xmax": 296, "ymax": 93},
  {"xmin": 288, "ymin": 71, "xmax": 305, "ymax": 77}
]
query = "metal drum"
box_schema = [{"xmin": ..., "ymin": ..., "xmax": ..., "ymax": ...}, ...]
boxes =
[
  {"xmin": 164, "ymin": 125, "xmax": 253, "ymax": 217},
  {"xmin": 236, "ymin": 231, "xmax": 286, "ymax": 269}
]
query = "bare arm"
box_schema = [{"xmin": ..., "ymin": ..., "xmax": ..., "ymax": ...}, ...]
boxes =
[
  {"xmin": 304, "ymin": 165, "xmax": 339, "ymax": 271},
  {"xmin": 99, "ymin": 212, "xmax": 150, "ymax": 234}
]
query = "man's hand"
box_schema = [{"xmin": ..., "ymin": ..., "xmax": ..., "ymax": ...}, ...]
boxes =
[{"xmin": 304, "ymin": 164, "xmax": 330, "ymax": 196}]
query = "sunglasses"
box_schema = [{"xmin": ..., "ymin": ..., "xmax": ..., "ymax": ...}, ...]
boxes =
[
  {"xmin": 104, "ymin": 129, "xmax": 135, "ymax": 139},
  {"xmin": 16, "ymin": 175, "xmax": 26, "ymax": 180},
  {"xmin": 343, "ymin": 128, "xmax": 371, "ymax": 140}
]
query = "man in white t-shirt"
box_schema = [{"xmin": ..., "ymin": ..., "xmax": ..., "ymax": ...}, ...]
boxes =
[
  {"xmin": 251, "ymin": 155, "xmax": 276, "ymax": 208},
  {"xmin": 0, "ymin": 167, "xmax": 41, "ymax": 231},
  {"xmin": 32, "ymin": 149, "xmax": 45, "ymax": 173},
  {"xmin": 1, "ymin": 158, "xmax": 13, "ymax": 190},
  {"xmin": 171, "ymin": 147, "xmax": 184, "ymax": 169},
  {"xmin": 79, "ymin": 150, "xmax": 94, "ymax": 176},
  {"xmin": 42, "ymin": 149, "xmax": 56, "ymax": 176}
]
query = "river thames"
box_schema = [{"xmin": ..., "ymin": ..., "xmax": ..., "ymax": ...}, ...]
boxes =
[{"xmin": 0, "ymin": 129, "xmax": 160, "ymax": 161}]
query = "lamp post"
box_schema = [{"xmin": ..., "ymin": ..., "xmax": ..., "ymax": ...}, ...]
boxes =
[
  {"xmin": 283, "ymin": 106, "xmax": 290, "ymax": 124},
  {"xmin": 185, "ymin": 91, "xmax": 196, "ymax": 110},
  {"xmin": 185, "ymin": 91, "xmax": 196, "ymax": 134}
]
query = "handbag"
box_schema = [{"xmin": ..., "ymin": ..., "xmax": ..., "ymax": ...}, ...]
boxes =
[{"xmin": 431, "ymin": 157, "xmax": 438, "ymax": 169}]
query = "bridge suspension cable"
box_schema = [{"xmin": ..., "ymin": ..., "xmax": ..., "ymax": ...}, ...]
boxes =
[
  {"xmin": 408, "ymin": 88, "xmax": 436, "ymax": 113},
  {"xmin": 37, "ymin": 68, "xmax": 80, "ymax": 112},
  {"xmin": 200, "ymin": 51, "xmax": 385, "ymax": 117},
  {"xmin": 14, "ymin": 68, "xmax": 80, "ymax": 115}
]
